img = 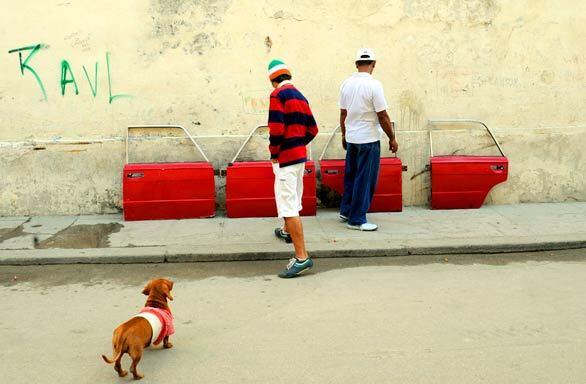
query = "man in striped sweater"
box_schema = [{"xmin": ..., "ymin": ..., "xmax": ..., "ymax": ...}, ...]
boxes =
[{"xmin": 267, "ymin": 59, "xmax": 318, "ymax": 278}]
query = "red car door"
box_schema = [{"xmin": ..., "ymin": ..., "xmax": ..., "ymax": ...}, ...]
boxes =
[
  {"xmin": 319, "ymin": 124, "xmax": 404, "ymax": 212},
  {"xmin": 122, "ymin": 125, "xmax": 215, "ymax": 221},
  {"xmin": 225, "ymin": 125, "xmax": 317, "ymax": 218},
  {"xmin": 428, "ymin": 119, "xmax": 508, "ymax": 210}
]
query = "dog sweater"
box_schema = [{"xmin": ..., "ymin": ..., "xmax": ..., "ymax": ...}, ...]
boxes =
[{"xmin": 134, "ymin": 307, "xmax": 175, "ymax": 346}]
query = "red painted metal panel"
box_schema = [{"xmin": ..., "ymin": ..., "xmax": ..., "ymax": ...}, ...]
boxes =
[
  {"xmin": 430, "ymin": 156, "xmax": 508, "ymax": 210},
  {"xmin": 123, "ymin": 162, "xmax": 216, "ymax": 221},
  {"xmin": 225, "ymin": 161, "xmax": 317, "ymax": 218},
  {"xmin": 320, "ymin": 157, "xmax": 403, "ymax": 212},
  {"xmin": 320, "ymin": 160, "xmax": 345, "ymax": 195}
]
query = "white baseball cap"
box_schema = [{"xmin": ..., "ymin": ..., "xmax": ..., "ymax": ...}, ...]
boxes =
[{"xmin": 355, "ymin": 48, "xmax": 376, "ymax": 62}]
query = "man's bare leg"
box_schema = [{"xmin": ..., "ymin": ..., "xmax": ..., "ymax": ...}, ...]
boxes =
[{"xmin": 284, "ymin": 216, "xmax": 308, "ymax": 260}]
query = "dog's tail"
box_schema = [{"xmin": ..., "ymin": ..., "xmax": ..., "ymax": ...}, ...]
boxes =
[
  {"xmin": 102, "ymin": 330, "xmax": 124, "ymax": 364},
  {"xmin": 101, "ymin": 350, "xmax": 122, "ymax": 364}
]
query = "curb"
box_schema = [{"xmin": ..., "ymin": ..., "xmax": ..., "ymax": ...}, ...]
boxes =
[{"xmin": 1, "ymin": 239, "xmax": 585, "ymax": 266}]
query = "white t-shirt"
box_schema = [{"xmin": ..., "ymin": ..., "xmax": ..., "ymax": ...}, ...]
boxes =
[{"xmin": 339, "ymin": 72, "xmax": 388, "ymax": 144}]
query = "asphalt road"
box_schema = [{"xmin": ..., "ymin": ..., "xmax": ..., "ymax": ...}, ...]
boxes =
[{"xmin": 1, "ymin": 250, "xmax": 585, "ymax": 383}]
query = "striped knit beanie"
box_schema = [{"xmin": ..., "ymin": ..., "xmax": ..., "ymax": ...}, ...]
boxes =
[{"xmin": 268, "ymin": 59, "xmax": 291, "ymax": 81}]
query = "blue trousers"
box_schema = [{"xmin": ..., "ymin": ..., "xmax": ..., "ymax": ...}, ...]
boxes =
[{"xmin": 340, "ymin": 141, "xmax": 380, "ymax": 225}]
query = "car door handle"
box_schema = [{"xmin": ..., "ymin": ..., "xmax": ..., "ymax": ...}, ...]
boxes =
[
  {"xmin": 127, "ymin": 172, "xmax": 144, "ymax": 179},
  {"xmin": 324, "ymin": 170, "xmax": 339, "ymax": 175},
  {"xmin": 490, "ymin": 165, "xmax": 505, "ymax": 171}
]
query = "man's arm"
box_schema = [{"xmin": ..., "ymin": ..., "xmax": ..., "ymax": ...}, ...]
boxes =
[
  {"xmin": 376, "ymin": 110, "xmax": 398, "ymax": 153},
  {"xmin": 304, "ymin": 109, "xmax": 318, "ymax": 145},
  {"xmin": 340, "ymin": 109, "xmax": 347, "ymax": 150},
  {"xmin": 372, "ymin": 80, "xmax": 398, "ymax": 153},
  {"xmin": 268, "ymin": 95, "xmax": 285, "ymax": 162}
]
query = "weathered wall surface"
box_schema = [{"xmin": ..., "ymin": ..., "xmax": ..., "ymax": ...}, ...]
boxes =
[{"xmin": 1, "ymin": 0, "xmax": 585, "ymax": 215}]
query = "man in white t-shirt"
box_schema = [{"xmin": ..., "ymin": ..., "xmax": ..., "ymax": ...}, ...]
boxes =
[{"xmin": 338, "ymin": 48, "xmax": 398, "ymax": 231}]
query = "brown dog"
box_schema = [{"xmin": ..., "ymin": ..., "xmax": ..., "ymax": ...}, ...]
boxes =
[{"xmin": 102, "ymin": 278, "xmax": 175, "ymax": 380}]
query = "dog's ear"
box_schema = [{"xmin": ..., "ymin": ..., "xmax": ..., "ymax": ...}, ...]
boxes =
[
  {"xmin": 142, "ymin": 281, "xmax": 152, "ymax": 296},
  {"xmin": 161, "ymin": 280, "xmax": 174, "ymax": 301}
]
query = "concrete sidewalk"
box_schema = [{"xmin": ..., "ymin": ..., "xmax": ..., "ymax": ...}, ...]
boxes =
[{"xmin": 0, "ymin": 202, "xmax": 585, "ymax": 265}]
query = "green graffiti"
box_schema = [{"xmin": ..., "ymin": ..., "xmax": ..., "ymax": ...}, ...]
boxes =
[
  {"xmin": 60, "ymin": 60, "xmax": 79, "ymax": 96},
  {"xmin": 106, "ymin": 52, "xmax": 132, "ymax": 104},
  {"xmin": 8, "ymin": 44, "xmax": 48, "ymax": 101},
  {"xmin": 9, "ymin": 45, "xmax": 133, "ymax": 104},
  {"xmin": 82, "ymin": 62, "xmax": 99, "ymax": 97}
]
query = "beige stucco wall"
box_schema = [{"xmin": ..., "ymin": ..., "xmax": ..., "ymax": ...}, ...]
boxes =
[{"xmin": 1, "ymin": 0, "xmax": 585, "ymax": 215}]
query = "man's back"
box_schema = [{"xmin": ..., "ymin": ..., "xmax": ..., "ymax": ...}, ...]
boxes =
[
  {"xmin": 268, "ymin": 83, "xmax": 318, "ymax": 167},
  {"xmin": 339, "ymin": 73, "xmax": 388, "ymax": 144},
  {"xmin": 271, "ymin": 84, "xmax": 313, "ymax": 125}
]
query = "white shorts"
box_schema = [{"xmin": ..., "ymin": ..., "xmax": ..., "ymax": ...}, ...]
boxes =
[{"xmin": 273, "ymin": 162, "xmax": 304, "ymax": 218}]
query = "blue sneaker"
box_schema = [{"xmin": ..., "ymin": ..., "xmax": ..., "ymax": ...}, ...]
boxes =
[
  {"xmin": 278, "ymin": 257, "xmax": 314, "ymax": 278},
  {"xmin": 274, "ymin": 227, "xmax": 292, "ymax": 243}
]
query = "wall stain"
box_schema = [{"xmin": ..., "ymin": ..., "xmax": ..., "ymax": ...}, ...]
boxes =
[
  {"xmin": 64, "ymin": 149, "xmax": 88, "ymax": 153},
  {"xmin": 145, "ymin": 0, "xmax": 232, "ymax": 57},
  {"xmin": 184, "ymin": 32, "xmax": 217, "ymax": 55},
  {"xmin": 399, "ymin": 90, "xmax": 425, "ymax": 131},
  {"xmin": 540, "ymin": 70, "xmax": 555, "ymax": 85},
  {"xmin": 403, "ymin": 0, "xmax": 499, "ymax": 27},
  {"xmin": 270, "ymin": 10, "xmax": 305, "ymax": 22}
]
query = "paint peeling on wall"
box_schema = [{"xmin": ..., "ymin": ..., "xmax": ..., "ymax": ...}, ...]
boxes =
[
  {"xmin": 403, "ymin": 0, "xmax": 499, "ymax": 26},
  {"xmin": 145, "ymin": 0, "xmax": 233, "ymax": 57}
]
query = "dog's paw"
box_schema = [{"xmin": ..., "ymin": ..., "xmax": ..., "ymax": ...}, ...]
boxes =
[
  {"xmin": 164, "ymin": 342, "xmax": 174, "ymax": 349},
  {"xmin": 133, "ymin": 373, "xmax": 144, "ymax": 380},
  {"xmin": 118, "ymin": 370, "xmax": 128, "ymax": 378}
]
